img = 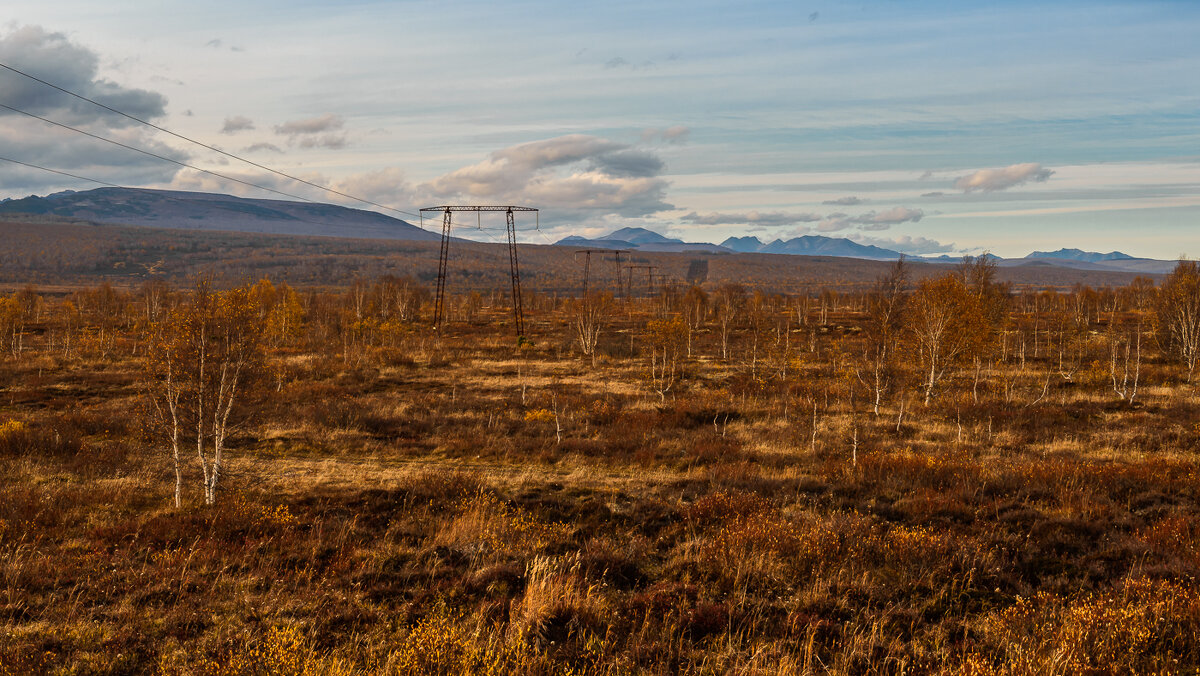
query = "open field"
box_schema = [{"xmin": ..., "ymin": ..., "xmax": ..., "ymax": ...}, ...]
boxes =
[
  {"xmin": 0, "ymin": 217, "xmax": 1160, "ymax": 294},
  {"xmin": 2, "ymin": 262, "xmax": 1199, "ymax": 675}
]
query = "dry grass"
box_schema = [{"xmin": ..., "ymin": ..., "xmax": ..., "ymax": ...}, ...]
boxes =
[{"xmin": 2, "ymin": 284, "xmax": 1200, "ymax": 674}]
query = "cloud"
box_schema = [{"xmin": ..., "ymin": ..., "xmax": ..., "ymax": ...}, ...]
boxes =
[
  {"xmin": 816, "ymin": 217, "xmax": 851, "ymax": 232},
  {"xmin": 421, "ymin": 133, "xmax": 672, "ymax": 223},
  {"xmin": 817, "ymin": 206, "xmax": 925, "ymax": 232},
  {"xmin": 243, "ymin": 142, "xmax": 282, "ymax": 153},
  {"xmin": 588, "ymin": 149, "xmax": 664, "ymax": 178},
  {"xmin": 822, "ymin": 196, "xmax": 865, "ymax": 206},
  {"xmin": 603, "ymin": 56, "xmax": 654, "ymax": 71},
  {"xmin": 851, "ymin": 235, "xmax": 956, "ymax": 256},
  {"xmin": 274, "ymin": 113, "xmax": 347, "ymax": 149},
  {"xmin": 867, "ymin": 206, "xmax": 925, "ymax": 224},
  {"xmin": 0, "ymin": 25, "xmax": 185, "ymax": 193},
  {"xmin": 275, "ymin": 113, "xmax": 343, "ymax": 135},
  {"xmin": 641, "ymin": 125, "xmax": 690, "ymax": 145},
  {"xmin": 921, "ymin": 191, "xmax": 945, "ymax": 197},
  {"xmin": 955, "ymin": 163, "xmax": 1054, "ymax": 192},
  {"xmin": 168, "ymin": 166, "xmax": 317, "ymax": 198},
  {"xmin": 0, "ymin": 25, "xmax": 167, "ymax": 126},
  {"xmin": 0, "ymin": 119, "xmax": 185, "ymax": 192},
  {"xmin": 331, "ymin": 167, "xmax": 415, "ymax": 208},
  {"xmin": 220, "ymin": 115, "xmax": 255, "ymax": 134},
  {"xmin": 681, "ymin": 210, "xmax": 822, "ymax": 227},
  {"xmin": 205, "ymin": 38, "xmax": 243, "ymax": 52},
  {"xmin": 495, "ymin": 135, "xmax": 624, "ymax": 170}
]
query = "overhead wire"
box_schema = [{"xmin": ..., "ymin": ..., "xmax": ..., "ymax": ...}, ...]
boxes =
[
  {"xmin": 0, "ymin": 62, "xmax": 552, "ymax": 240},
  {"xmin": 0, "ymin": 61, "xmax": 425, "ymax": 221},
  {"xmin": 0, "ymin": 155, "xmax": 121, "ymax": 188},
  {"xmin": 0, "ymin": 153, "xmax": 457, "ymax": 245},
  {"xmin": 0, "ymin": 101, "xmax": 344, "ymax": 207}
]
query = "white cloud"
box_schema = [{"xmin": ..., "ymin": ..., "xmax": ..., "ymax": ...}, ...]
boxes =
[
  {"xmin": 681, "ymin": 210, "xmax": 822, "ymax": 226},
  {"xmin": 817, "ymin": 206, "xmax": 924, "ymax": 232},
  {"xmin": 220, "ymin": 115, "xmax": 255, "ymax": 134},
  {"xmin": 421, "ymin": 134, "xmax": 672, "ymax": 223},
  {"xmin": 0, "ymin": 25, "xmax": 167, "ymax": 126},
  {"xmin": 274, "ymin": 114, "xmax": 347, "ymax": 149},
  {"xmin": 641, "ymin": 125, "xmax": 690, "ymax": 144},
  {"xmin": 243, "ymin": 142, "xmax": 283, "ymax": 153},
  {"xmin": 851, "ymin": 234, "xmax": 956, "ymax": 255},
  {"xmin": 955, "ymin": 163, "xmax": 1054, "ymax": 192},
  {"xmin": 822, "ymin": 196, "xmax": 865, "ymax": 206},
  {"xmin": 0, "ymin": 25, "xmax": 184, "ymax": 192},
  {"xmin": 167, "ymin": 167, "xmax": 319, "ymax": 198}
]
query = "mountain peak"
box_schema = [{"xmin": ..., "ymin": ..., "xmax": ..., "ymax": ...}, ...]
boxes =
[
  {"xmin": 604, "ymin": 227, "xmax": 682, "ymax": 245},
  {"xmin": 720, "ymin": 236, "xmax": 765, "ymax": 253},
  {"xmin": 1026, "ymin": 248, "xmax": 1134, "ymax": 262},
  {"xmin": 0, "ymin": 186, "xmax": 438, "ymax": 241}
]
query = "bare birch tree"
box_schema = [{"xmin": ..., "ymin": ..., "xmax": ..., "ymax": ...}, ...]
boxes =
[{"xmin": 144, "ymin": 279, "xmax": 266, "ymax": 506}]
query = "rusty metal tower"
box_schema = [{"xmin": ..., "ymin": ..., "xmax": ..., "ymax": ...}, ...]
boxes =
[
  {"xmin": 611, "ymin": 250, "xmax": 631, "ymax": 298},
  {"xmin": 627, "ymin": 264, "xmax": 658, "ymax": 297},
  {"xmin": 574, "ymin": 249, "xmax": 604, "ymax": 296},
  {"xmin": 419, "ymin": 205, "xmax": 538, "ymax": 338}
]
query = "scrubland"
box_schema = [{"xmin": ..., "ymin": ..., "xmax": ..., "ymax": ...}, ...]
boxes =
[{"xmin": 2, "ymin": 268, "xmax": 1200, "ymax": 675}]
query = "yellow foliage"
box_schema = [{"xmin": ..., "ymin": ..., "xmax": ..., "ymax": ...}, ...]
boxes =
[
  {"xmin": 0, "ymin": 420, "xmax": 27, "ymax": 439},
  {"xmin": 436, "ymin": 492, "xmax": 571, "ymax": 558},
  {"xmin": 523, "ymin": 408, "xmax": 555, "ymax": 423},
  {"xmin": 230, "ymin": 495, "xmax": 299, "ymax": 530},
  {"xmin": 978, "ymin": 578, "xmax": 1200, "ymax": 673},
  {"xmin": 387, "ymin": 610, "xmax": 517, "ymax": 675},
  {"xmin": 159, "ymin": 626, "xmax": 356, "ymax": 676}
]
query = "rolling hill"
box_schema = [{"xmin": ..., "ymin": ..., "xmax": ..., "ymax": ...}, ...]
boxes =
[{"xmin": 0, "ymin": 187, "xmax": 439, "ymax": 241}]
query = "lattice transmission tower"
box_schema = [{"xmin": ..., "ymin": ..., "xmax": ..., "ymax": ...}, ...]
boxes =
[{"xmin": 419, "ymin": 205, "xmax": 538, "ymax": 338}]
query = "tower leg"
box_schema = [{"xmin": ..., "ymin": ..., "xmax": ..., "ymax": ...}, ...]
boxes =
[
  {"xmin": 506, "ymin": 208, "xmax": 524, "ymax": 339},
  {"xmin": 583, "ymin": 251, "xmax": 591, "ymax": 297},
  {"xmin": 434, "ymin": 209, "xmax": 451, "ymax": 330}
]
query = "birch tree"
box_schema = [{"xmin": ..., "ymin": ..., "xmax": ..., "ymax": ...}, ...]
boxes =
[
  {"xmin": 144, "ymin": 279, "xmax": 266, "ymax": 506},
  {"xmin": 906, "ymin": 274, "xmax": 989, "ymax": 405},
  {"xmin": 1155, "ymin": 260, "xmax": 1200, "ymax": 381}
]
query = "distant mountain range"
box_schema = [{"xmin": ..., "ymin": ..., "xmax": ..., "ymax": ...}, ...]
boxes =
[
  {"xmin": 720, "ymin": 234, "xmax": 906, "ymax": 259},
  {"xmin": 556, "ymin": 226, "xmax": 728, "ymax": 253},
  {"xmin": 558, "ymin": 229, "xmax": 904, "ymax": 258},
  {"xmin": 556, "ymin": 227, "xmax": 1177, "ymax": 274},
  {"xmin": 0, "ymin": 187, "xmax": 438, "ymax": 241},
  {"xmin": 0, "ymin": 188, "xmax": 1178, "ymax": 274},
  {"xmin": 1025, "ymin": 248, "xmax": 1134, "ymax": 263}
]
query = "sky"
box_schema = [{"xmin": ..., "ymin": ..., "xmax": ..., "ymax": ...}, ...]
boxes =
[{"xmin": 1, "ymin": 0, "xmax": 1198, "ymax": 258}]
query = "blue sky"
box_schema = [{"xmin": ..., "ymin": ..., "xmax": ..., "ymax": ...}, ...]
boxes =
[{"xmin": 1, "ymin": 0, "xmax": 1198, "ymax": 257}]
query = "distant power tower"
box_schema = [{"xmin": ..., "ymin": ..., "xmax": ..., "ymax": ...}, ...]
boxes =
[
  {"xmin": 612, "ymin": 250, "xmax": 631, "ymax": 298},
  {"xmin": 627, "ymin": 264, "xmax": 658, "ymax": 297},
  {"xmin": 419, "ymin": 205, "xmax": 538, "ymax": 338},
  {"xmin": 574, "ymin": 249, "xmax": 602, "ymax": 296}
]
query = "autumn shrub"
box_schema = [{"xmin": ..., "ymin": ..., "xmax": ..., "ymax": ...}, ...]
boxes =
[
  {"xmin": 509, "ymin": 554, "xmax": 610, "ymax": 649},
  {"xmin": 435, "ymin": 492, "xmax": 572, "ymax": 559},
  {"xmin": 859, "ymin": 448, "xmax": 980, "ymax": 492},
  {"xmin": 973, "ymin": 578, "xmax": 1200, "ymax": 673},
  {"xmin": 0, "ymin": 419, "xmax": 81, "ymax": 458},
  {"xmin": 684, "ymin": 491, "xmax": 843, "ymax": 585},
  {"xmin": 386, "ymin": 609, "xmax": 513, "ymax": 675},
  {"xmin": 1137, "ymin": 514, "xmax": 1200, "ymax": 569},
  {"xmin": 160, "ymin": 626, "xmax": 356, "ymax": 676}
]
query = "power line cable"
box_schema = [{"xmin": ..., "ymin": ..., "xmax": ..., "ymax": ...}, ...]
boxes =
[
  {"xmin": 0, "ymin": 61, "xmax": 424, "ymax": 221},
  {"xmin": 0, "ymin": 155, "xmax": 121, "ymax": 188},
  {"xmin": 0, "ymin": 154, "xmax": 445, "ymax": 241},
  {"xmin": 0, "ymin": 100, "xmax": 350, "ymax": 206}
]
